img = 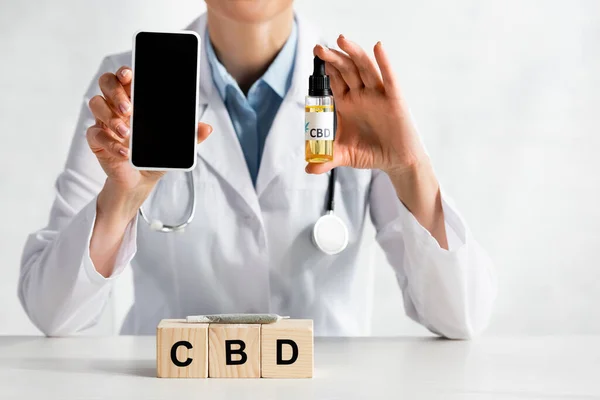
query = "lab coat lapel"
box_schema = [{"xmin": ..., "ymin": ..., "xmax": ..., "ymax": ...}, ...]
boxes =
[
  {"xmin": 198, "ymin": 100, "xmax": 260, "ymax": 217},
  {"xmin": 255, "ymin": 15, "xmax": 320, "ymax": 197},
  {"xmin": 191, "ymin": 14, "xmax": 261, "ymax": 219}
]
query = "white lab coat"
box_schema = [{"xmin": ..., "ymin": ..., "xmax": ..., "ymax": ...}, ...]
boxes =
[{"xmin": 19, "ymin": 14, "xmax": 496, "ymax": 338}]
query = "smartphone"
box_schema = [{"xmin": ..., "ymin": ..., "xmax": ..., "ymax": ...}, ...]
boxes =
[{"xmin": 130, "ymin": 31, "xmax": 200, "ymax": 171}]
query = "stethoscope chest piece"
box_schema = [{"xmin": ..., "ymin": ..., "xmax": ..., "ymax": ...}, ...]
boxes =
[{"xmin": 312, "ymin": 212, "xmax": 349, "ymax": 255}]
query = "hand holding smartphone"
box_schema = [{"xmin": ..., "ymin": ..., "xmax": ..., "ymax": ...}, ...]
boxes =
[{"xmin": 130, "ymin": 31, "xmax": 201, "ymax": 171}]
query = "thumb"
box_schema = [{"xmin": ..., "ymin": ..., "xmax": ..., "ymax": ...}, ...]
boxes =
[
  {"xmin": 305, "ymin": 161, "xmax": 335, "ymax": 175},
  {"xmin": 305, "ymin": 153, "xmax": 346, "ymax": 175},
  {"xmin": 305, "ymin": 144, "xmax": 348, "ymax": 174},
  {"xmin": 197, "ymin": 122, "xmax": 213, "ymax": 144}
]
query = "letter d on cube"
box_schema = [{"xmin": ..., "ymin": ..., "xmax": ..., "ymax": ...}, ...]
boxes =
[{"xmin": 261, "ymin": 319, "xmax": 313, "ymax": 378}]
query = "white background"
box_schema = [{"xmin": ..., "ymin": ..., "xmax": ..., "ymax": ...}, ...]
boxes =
[{"xmin": 1, "ymin": 0, "xmax": 599, "ymax": 336}]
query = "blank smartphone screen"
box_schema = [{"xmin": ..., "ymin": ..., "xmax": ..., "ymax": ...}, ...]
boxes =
[{"xmin": 131, "ymin": 32, "xmax": 199, "ymax": 170}]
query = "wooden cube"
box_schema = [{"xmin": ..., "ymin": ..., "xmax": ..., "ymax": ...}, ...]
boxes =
[
  {"xmin": 208, "ymin": 324, "xmax": 261, "ymax": 378},
  {"xmin": 156, "ymin": 319, "xmax": 209, "ymax": 378},
  {"xmin": 261, "ymin": 319, "xmax": 313, "ymax": 378}
]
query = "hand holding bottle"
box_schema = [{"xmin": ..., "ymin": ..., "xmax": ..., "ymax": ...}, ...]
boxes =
[
  {"xmin": 310, "ymin": 36, "xmax": 448, "ymax": 249},
  {"xmin": 309, "ymin": 36, "xmax": 426, "ymax": 177}
]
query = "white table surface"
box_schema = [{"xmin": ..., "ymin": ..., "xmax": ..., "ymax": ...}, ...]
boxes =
[{"xmin": 0, "ymin": 335, "xmax": 599, "ymax": 399}]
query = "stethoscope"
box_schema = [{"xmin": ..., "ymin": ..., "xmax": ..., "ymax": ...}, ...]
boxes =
[
  {"xmin": 138, "ymin": 166, "xmax": 349, "ymax": 255},
  {"xmin": 138, "ymin": 172, "xmax": 196, "ymax": 234},
  {"xmin": 139, "ymin": 93, "xmax": 348, "ymax": 254}
]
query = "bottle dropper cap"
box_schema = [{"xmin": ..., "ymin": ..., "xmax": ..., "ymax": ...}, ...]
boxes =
[{"xmin": 309, "ymin": 56, "xmax": 331, "ymax": 96}]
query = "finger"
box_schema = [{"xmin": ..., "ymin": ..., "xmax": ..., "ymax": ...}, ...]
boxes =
[
  {"xmin": 88, "ymin": 95, "xmax": 130, "ymax": 139},
  {"xmin": 329, "ymin": 48, "xmax": 364, "ymax": 90},
  {"xmin": 305, "ymin": 146, "xmax": 348, "ymax": 174},
  {"xmin": 93, "ymin": 117, "xmax": 131, "ymax": 148},
  {"xmin": 373, "ymin": 41, "xmax": 400, "ymax": 97},
  {"xmin": 98, "ymin": 72, "xmax": 132, "ymax": 117},
  {"xmin": 305, "ymin": 158, "xmax": 342, "ymax": 175},
  {"xmin": 197, "ymin": 122, "xmax": 213, "ymax": 144},
  {"xmin": 95, "ymin": 117, "xmax": 106, "ymax": 130},
  {"xmin": 86, "ymin": 125, "xmax": 129, "ymax": 158},
  {"xmin": 306, "ymin": 161, "xmax": 332, "ymax": 175},
  {"xmin": 115, "ymin": 66, "xmax": 132, "ymax": 97},
  {"xmin": 325, "ymin": 62, "xmax": 348, "ymax": 98},
  {"xmin": 337, "ymin": 35, "xmax": 383, "ymax": 89},
  {"xmin": 313, "ymin": 43, "xmax": 363, "ymax": 90}
]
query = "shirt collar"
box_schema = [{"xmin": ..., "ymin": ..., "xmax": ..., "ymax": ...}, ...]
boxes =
[
  {"xmin": 205, "ymin": 19, "xmax": 298, "ymax": 101},
  {"xmin": 260, "ymin": 20, "xmax": 297, "ymax": 98}
]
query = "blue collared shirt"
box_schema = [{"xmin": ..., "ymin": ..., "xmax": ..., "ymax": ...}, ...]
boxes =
[{"xmin": 205, "ymin": 21, "xmax": 298, "ymax": 186}]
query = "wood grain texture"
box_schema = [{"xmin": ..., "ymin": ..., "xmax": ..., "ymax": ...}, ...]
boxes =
[
  {"xmin": 261, "ymin": 319, "xmax": 313, "ymax": 378},
  {"xmin": 156, "ymin": 319, "xmax": 208, "ymax": 378},
  {"xmin": 208, "ymin": 324, "xmax": 261, "ymax": 378}
]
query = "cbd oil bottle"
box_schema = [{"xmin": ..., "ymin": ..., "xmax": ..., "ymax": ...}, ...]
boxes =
[{"xmin": 305, "ymin": 56, "xmax": 335, "ymax": 163}]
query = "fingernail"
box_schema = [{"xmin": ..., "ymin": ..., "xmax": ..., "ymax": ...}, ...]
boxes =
[
  {"xmin": 119, "ymin": 102, "xmax": 131, "ymax": 114},
  {"xmin": 116, "ymin": 123, "xmax": 129, "ymax": 137},
  {"xmin": 119, "ymin": 148, "xmax": 129, "ymax": 157},
  {"xmin": 339, "ymin": 34, "xmax": 345, "ymax": 39},
  {"xmin": 120, "ymin": 69, "xmax": 130, "ymax": 78},
  {"xmin": 316, "ymin": 44, "xmax": 325, "ymax": 51}
]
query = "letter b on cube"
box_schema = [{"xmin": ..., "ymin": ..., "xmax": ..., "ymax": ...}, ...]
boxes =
[{"xmin": 209, "ymin": 324, "xmax": 261, "ymax": 378}]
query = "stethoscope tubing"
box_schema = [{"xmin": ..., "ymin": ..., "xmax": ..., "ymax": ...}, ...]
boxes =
[
  {"xmin": 138, "ymin": 98, "xmax": 343, "ymax": 250},
  {"xmin": 138, "ymin": 171, "xmax": 197, "ymax": 233},
  {"xmin": 139, "ymin": 167, "xmax": 336, "ymax": 232}
]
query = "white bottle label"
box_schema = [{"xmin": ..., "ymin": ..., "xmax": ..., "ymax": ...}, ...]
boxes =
[{"xmin": 305, "ymin": 112, "xmax": 335, "ymax": 141}]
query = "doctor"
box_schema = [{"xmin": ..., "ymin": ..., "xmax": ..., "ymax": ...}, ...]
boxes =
[{"xmin": 19, "ymin": 1, "xmax": 496, "ymax": 338}]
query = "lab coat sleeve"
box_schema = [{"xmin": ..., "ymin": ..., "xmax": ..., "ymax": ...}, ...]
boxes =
[
  {"xmin": 369, "ymin": 169, "xmax": 497, "ymax": 339},
  {"xmin": 18, "ymin": 56, "xmax": 138, "ymax": 336}
]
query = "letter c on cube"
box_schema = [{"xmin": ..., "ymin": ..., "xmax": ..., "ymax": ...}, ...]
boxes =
[{"xmin": 157, "ymin": 320, "xmax": 209, "ymax": 378}]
